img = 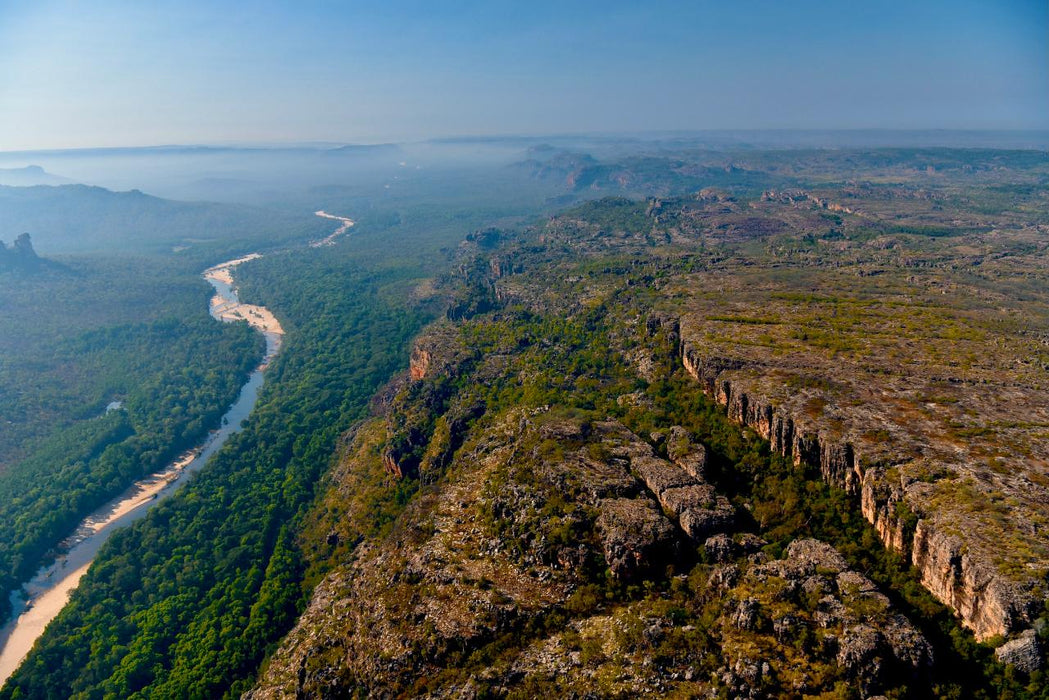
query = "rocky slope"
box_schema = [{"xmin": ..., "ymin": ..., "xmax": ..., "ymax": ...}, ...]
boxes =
[
  {"xmin": 253, "ymin": 151, "xmax": 1049, "ymax": 696},
  {"xmin": 252, "ymin": 397, "xmax": 931, "ymax": 698}
]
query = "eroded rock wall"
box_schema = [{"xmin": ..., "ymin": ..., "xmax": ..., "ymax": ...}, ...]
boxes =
[{"xmin": 679, "ymin": 334, "xmax": 1040, "ymax": 642}]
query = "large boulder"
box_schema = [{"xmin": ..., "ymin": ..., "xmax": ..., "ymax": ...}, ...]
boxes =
[{"xmin": 596, "ymin": 497, "xmax": 678, "ymax": 580}]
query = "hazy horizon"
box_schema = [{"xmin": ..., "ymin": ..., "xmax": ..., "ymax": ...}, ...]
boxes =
[
  {"xmin": 1, "ymin": 0, "xmax": 1045, "ymax": 151},
  {"xmin": 1, "ymin": 127, "xmax": 1049, "ymax": 155}
]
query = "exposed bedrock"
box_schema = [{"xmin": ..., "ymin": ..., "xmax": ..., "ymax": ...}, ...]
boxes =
[
  {"xmin": 911, "ymin": 522, "xmax": 1042, "ymax": 642},
  {"xmin": 629, "ymin": 450, "xmax": 736, "ymax": 543},
  {"xmin": 860, "ymin": 468, "xmax": 908, "ymax": 554},
  {"xmin": 680, "ymin": 336, "xmax": 1042, "ymax": 646},
  {"xmin": 714, "ymin": 538, "xmax": 933, "ymax": 698},
  {"xmin": 596, "ymin": 497, "xmax": 679, "ymax": 581}
]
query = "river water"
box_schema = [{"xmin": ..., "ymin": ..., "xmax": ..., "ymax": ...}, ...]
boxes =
[{"xmin": 0, "ymin": 257, "xmax": 282, "ymax": 685}]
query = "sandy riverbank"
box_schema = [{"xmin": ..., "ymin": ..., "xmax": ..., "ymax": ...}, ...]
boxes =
[
  {"xmin": 204, "ymin": 252, "xmax": 262, "ymax": 274},
  {"xmin": 0, "ymin": 247, "xmax": 294, "ymax": 687},
  {"xmin": 203, "ymin": 257, "xmax": 285, "ymax": 337},
  {"xmin": 312, "ymin": 210, "xmax": 355, "ymax": 246},
  {"xmin": 0, "ymin": 560, "xmax": 91, "ymax": 682},
  {"xmin": 1, "ymin": 212, "xmax": 357, "ymax": 686},
  {"xmin": 70, "ymin": 450, "xmax": 197, "ymax": 543},
  {"xmin": 0, "ymin": 263, "xmax": 279, "ymax": 685},
  {"xmin": 0, "ymin": 446, "xmax": 206, "ymax": 683},
  {"xmin": 208, "ymin": 296, "xmax": 284, "ymax": 335}
]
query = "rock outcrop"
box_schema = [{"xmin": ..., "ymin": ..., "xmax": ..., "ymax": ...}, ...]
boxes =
[
  {"xmin": 678, "ymin": 331, "xmax": 1046, "ymax": 652},
  {"xmin": 629, "ymin": 443, "xmax": 735, "ymax": 543},
  {"xmin": 251, "ymin": 404, "xmax": 931, "ymax": 699},
  {"xmin": 596, "ymin": 497, "xmax": 678, "ymax": 581},
  {"xmin": 994, "ymin": 629, "xmax": 1042, "ymax": 674},
  {"xmin": 0, "ymin": 233, "xmax": 40, "ymax": 270},
  {"xmin": 248, "ymin": 413, "xmax": 699, "ymax": 698},
  {"xmin": 665, "ymin": 424, "xmax": 708, "ymax": 480}
]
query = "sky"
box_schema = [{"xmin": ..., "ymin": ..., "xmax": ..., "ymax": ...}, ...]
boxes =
[{"xmin": 0, "ymin": 0, "xmax": 1045, "ymax": 150}]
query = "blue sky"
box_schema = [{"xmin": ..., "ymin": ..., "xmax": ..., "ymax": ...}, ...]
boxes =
[{"xmin": 0, "ymin": 0, "xmax": 1045, "ymax": 149}]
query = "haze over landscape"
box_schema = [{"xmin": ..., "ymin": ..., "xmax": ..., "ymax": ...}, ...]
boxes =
[
  {"xmin": 0, "ymin": 0, "xmax": 1046, "ymax": 150},
  {"xmin": 1, "ymin": 2, "xmax": 1048, "ymax": 698}
]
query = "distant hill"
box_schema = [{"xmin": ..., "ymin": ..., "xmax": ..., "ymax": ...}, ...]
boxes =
[
  {"xmin": 0, "ymin": 184, "xmax": 327, "ymax": 255},
  {"xmin": 325, "ymin": 143, "xmax": 402, "ymax": 156},
  {"xmin": 0, "ymin": 165, "xmax": 74, "ymax": 187},
  {"xmin": 511, "ymin": 149, "xmax": 599, "ymax": 187},
  {"xmin": 510, "ymin": 148, "xmax": 787, "ymax": 195}
]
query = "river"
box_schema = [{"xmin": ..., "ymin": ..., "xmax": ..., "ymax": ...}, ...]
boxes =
[
  {"xmin": 0, "ymin": 255, "xmax": 284, "ymax": 685},
  {"xmin": 312, "ymin": 211, "xmax": 354, "ymax": 247}
]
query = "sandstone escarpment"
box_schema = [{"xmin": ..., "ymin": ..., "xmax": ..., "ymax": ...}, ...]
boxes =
[
  {"xmin": 860, "ymin": 466, "xmax": 909, "ymax": 553},
  {"xmin": 678, "ymin": 330, "xmax": 1048, "ymax": 647},
  {"xmin": 911, "ymin": 521, "xmax": 1042, "ymax": 641}
]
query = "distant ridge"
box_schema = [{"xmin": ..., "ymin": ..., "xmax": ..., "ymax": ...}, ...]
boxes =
[
  {"xmin": 428, "ymin": 130, "xmax": 1049, "ymax": 150},
  {"xmin": 0, "ymin": 184, "xmax": 326, "ymax": 255},
  {"xmin": 0, "ymin": 165, "xmax": 74, "ymax": 187},
  {"xmin": 0, "ymin": 143, "xmax": 400, "ymax": 158},
  {"xmin": 324, "ymin": 143, "xmax": 401, "ymax": 156}
]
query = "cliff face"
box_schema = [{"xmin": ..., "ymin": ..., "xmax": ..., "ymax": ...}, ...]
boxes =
[
  {"xmin": 408, "ymin": 346, "xmax": 430, "ymax": 380},
  {"xmin": 406, "ymin": 322, "xmax": 473, "ymax": 382},
  {"xmin": 910, "ymin": 522, "xmax": 1037, "ymax": 641},
  {"xmin": 680, "ymin": 334, "xmax": 1045, "ymax": 643}
]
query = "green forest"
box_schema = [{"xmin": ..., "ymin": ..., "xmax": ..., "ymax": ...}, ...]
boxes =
[
  {"xmin": 0, "ymin": 256, "xmax": 263, "ymax": 622},
  {"xmin": 1, "ymin": 245, "xmax": 432, "ymax": 698},
  {"xmin": 0, "ymin": 170, "xmax": 557, "ymax": 698}
]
